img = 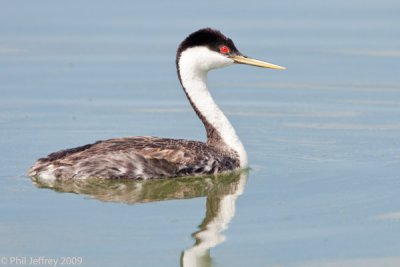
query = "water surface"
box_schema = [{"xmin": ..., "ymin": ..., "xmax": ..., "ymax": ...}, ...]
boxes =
[{"xmin": 1, "ymin": 0, "xmax": 400, "ymax": 266}]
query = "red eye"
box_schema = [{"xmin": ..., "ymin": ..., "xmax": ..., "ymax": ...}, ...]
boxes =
[{"xmin": 220, "ymin": 46, "xmax": 230, "ymax": 54}]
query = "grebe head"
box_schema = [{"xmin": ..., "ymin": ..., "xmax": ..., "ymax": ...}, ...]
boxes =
[{"xmin": 176, "ymin": 28, "xmax": 286, "ymax": 74}]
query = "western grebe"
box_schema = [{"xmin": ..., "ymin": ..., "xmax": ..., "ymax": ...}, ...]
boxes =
[{"xmin": 29, "ymin": 28, "xmax": 285, "ymax": 181}]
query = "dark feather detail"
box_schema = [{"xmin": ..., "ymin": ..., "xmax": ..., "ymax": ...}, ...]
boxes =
[
  {"xmin": 176, "ymin": 28, "xmax": 240, "ymax": 66},
  {"xmin": 39, "ymin": 141, "xmax": 102, "ymax": 162},
  {"xmin": 29, "ymin": 137, "xmax": 239, "ymax": 180}
]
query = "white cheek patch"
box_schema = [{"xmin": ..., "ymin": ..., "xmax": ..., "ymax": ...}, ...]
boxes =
[{"xmin": 179, "ymin": 47, "xmax": 233, "ymax": 72}]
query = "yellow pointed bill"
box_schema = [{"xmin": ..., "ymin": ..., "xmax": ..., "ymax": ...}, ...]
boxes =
[{"xmin": 231, "ymin": 55, "xmax": 286, "ymax": 70}]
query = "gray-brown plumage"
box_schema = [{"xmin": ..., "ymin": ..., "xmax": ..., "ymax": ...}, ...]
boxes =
[{"xmin": 29, "ymin": 137, "xmax": 239, "ymax": 180}]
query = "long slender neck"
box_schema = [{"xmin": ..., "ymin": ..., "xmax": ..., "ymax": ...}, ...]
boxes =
[{"xmin": 177, "ymin": 49, "xmax": 248, "ymax": 167}]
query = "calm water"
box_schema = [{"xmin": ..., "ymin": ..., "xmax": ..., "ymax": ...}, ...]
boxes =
[{"xmin": 1, "ymin": 1, "xmax": 400, "ymax": 266}]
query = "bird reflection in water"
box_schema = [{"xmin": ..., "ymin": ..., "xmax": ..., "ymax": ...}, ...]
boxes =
[{"xmin": 31, "ymin": 170, "xmax": 248, "ymax": 267}]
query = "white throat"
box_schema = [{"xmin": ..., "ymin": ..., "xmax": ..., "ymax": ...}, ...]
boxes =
[{"xmin": 178, "ymin": 47, "xmax": 248, "ymax": 167}]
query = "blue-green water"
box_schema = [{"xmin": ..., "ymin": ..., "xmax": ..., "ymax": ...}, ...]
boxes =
[{"xmin": 1, "ymin": 1, "xmax": 400, "ymax": 266}]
